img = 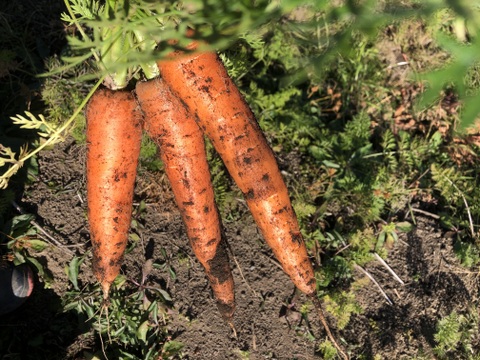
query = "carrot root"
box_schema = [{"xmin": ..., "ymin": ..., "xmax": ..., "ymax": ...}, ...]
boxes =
[
  {"xmin": 161, "ymin": 52, "xmax": 347, "ymax": 353},
  {"xmin": 135, "ymin": 77, "xmax": 235, "ymax": 320},
  {"xmin": 86, "ymin": 88, "xmax": 143, "ymax": 298},
  {"xmin": 311, "ymin": 295, "xmax": 349, "ymax": 360},
  {"xmin": 158, "ymin": 51, "xmax": 317, "ymax": 297}
]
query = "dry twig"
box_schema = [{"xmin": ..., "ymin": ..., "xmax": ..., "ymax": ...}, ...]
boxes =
[
  {"xmin": 374, "ymin": 252, "xmax": 404, "ymax": 285},
  {"xmin": 354, "ymin": 263, "xmax": 393, "ymax": 305}
]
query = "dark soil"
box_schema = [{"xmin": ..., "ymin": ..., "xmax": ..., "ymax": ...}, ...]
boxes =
[{"xmin": 1, "ymin": 137, "xmax": 479, "ymax": 360}]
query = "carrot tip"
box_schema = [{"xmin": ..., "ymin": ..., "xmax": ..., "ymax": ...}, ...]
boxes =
[
  {"xmin": 216, "ymin": 300, "xmax": 235, "ymax": 322},
  {"xmin": 101, "ymin": 281, "xmax": 112, "ymax": 300},
  {"xmin": 228, "ymin": 321, "xmax": 237, "ymax": 339}
]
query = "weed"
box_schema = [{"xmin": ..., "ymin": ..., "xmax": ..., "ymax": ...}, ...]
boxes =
[
  {"xmin": 2, "ymin": 213, "xmax": 52, "ymax": 286},
  {"xmin": 317, "ymin": 340, "xmax": 339, "ymax": 360},
  {"xmin": 348, "ymin": 228, "xmax": 377, "ymax": 266},
  {"xmin": 434, "ymin": 307, "xmax": 480, "ymax": 358},
  {"xmin": 63, "ymin": 257, "xmax": 181, "ymax": 359},
  {"xmin": 453, "ymin": 240, "xmax": 480, "ymax": 268},
  {"xmin": 375, "ymin": 221, "xmax": 413, "ymax": 253},
  {"xmin": 138, "ymin": 135, "xmax": 164, "ymax": 172},
  {"xmin": 324, "ymin": 290, "xmax": 363, "ymax": 330},
  {"xmin": 153, "ymin": 248, "xmax": 177, "ymax": 281},
  {"xmin": 41, "ymin": 57, "xmax": 90, "ymax": 143},
  {"xmin": 234, "ymin": 349, "xmax": 251, "ymax": 359}
]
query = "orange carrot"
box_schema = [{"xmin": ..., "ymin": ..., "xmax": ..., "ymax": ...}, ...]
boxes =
[
  {"xmin": 157, "ymin": 52, "xmax": 350, "ymax": 359},
  {"xmin": 135, "ymin": 77, "xmax": 235, "ymax": 321},
  {"xmin": 157, "ymin": 51, "xmax": 316, "ymax": 297},
  {"xmin": 86, "ymin": 88, "xmax": 143, "ymax": 298}
]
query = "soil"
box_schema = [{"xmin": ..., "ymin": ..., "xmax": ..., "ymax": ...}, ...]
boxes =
[{"xmin": 1, "ymin": 137, "xmax": 479, "ymax": 360}]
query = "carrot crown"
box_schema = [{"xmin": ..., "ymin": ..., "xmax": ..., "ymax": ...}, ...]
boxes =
[{"xmin": 60, "ymin": 0, "xmax": 288, "ymax": 85}]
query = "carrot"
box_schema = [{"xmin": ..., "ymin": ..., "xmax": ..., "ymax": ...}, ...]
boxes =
[
  {"xmin": 158, "ymin": 50, "xmax": 349, "ymax": 358},
  {"xmin": 86, "ymin": 88, "xmax": 143, "ymax": 298},
  {"xmin": 135, "ymin": 77, "xmax": 235, "ymax": 321},
  {"xmin": 157, "ymin": 51, "xmax": 316, "ymax": 296}
]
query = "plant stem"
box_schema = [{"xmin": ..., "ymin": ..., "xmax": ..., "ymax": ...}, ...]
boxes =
[{"xmin": 1, "ymin": 77, "xmax": 104, "ymax": 186}]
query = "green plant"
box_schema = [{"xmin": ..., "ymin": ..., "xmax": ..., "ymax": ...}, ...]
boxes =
[
  {"xmin": 64, "ymin": 257, "xmax": 180, "ymax": 359},
  {"xmin": 317, "ymin": 340, "xmax": 339, "ymax": 360},
  {"xmin": 375, "ymin": 221, "xmax": 413, "ymax": 253},
  {"xmin": 41, "ymin": 57, "xmax": 90, "ymax": 143},
  {"xmin": 434, "ymin": 308, "xmax": 480, "ymax": 359},
  {"xmin": 431, "ymin": 163, "xmax": 478, "ymax": 237},
  {"xmin": 139, "ymin": 135, "xmax": 164, "ymax": 172},
  {"xmin": 453, "ymin": 240, "xmax": 480, "ymax": 268},
  {"xmin": 2, "ymin": 213, "xmax": 52, "ymax": 285},
  {"xmin": 324, "ymin": 290, "xmax": 363, "ymax": 330}
]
